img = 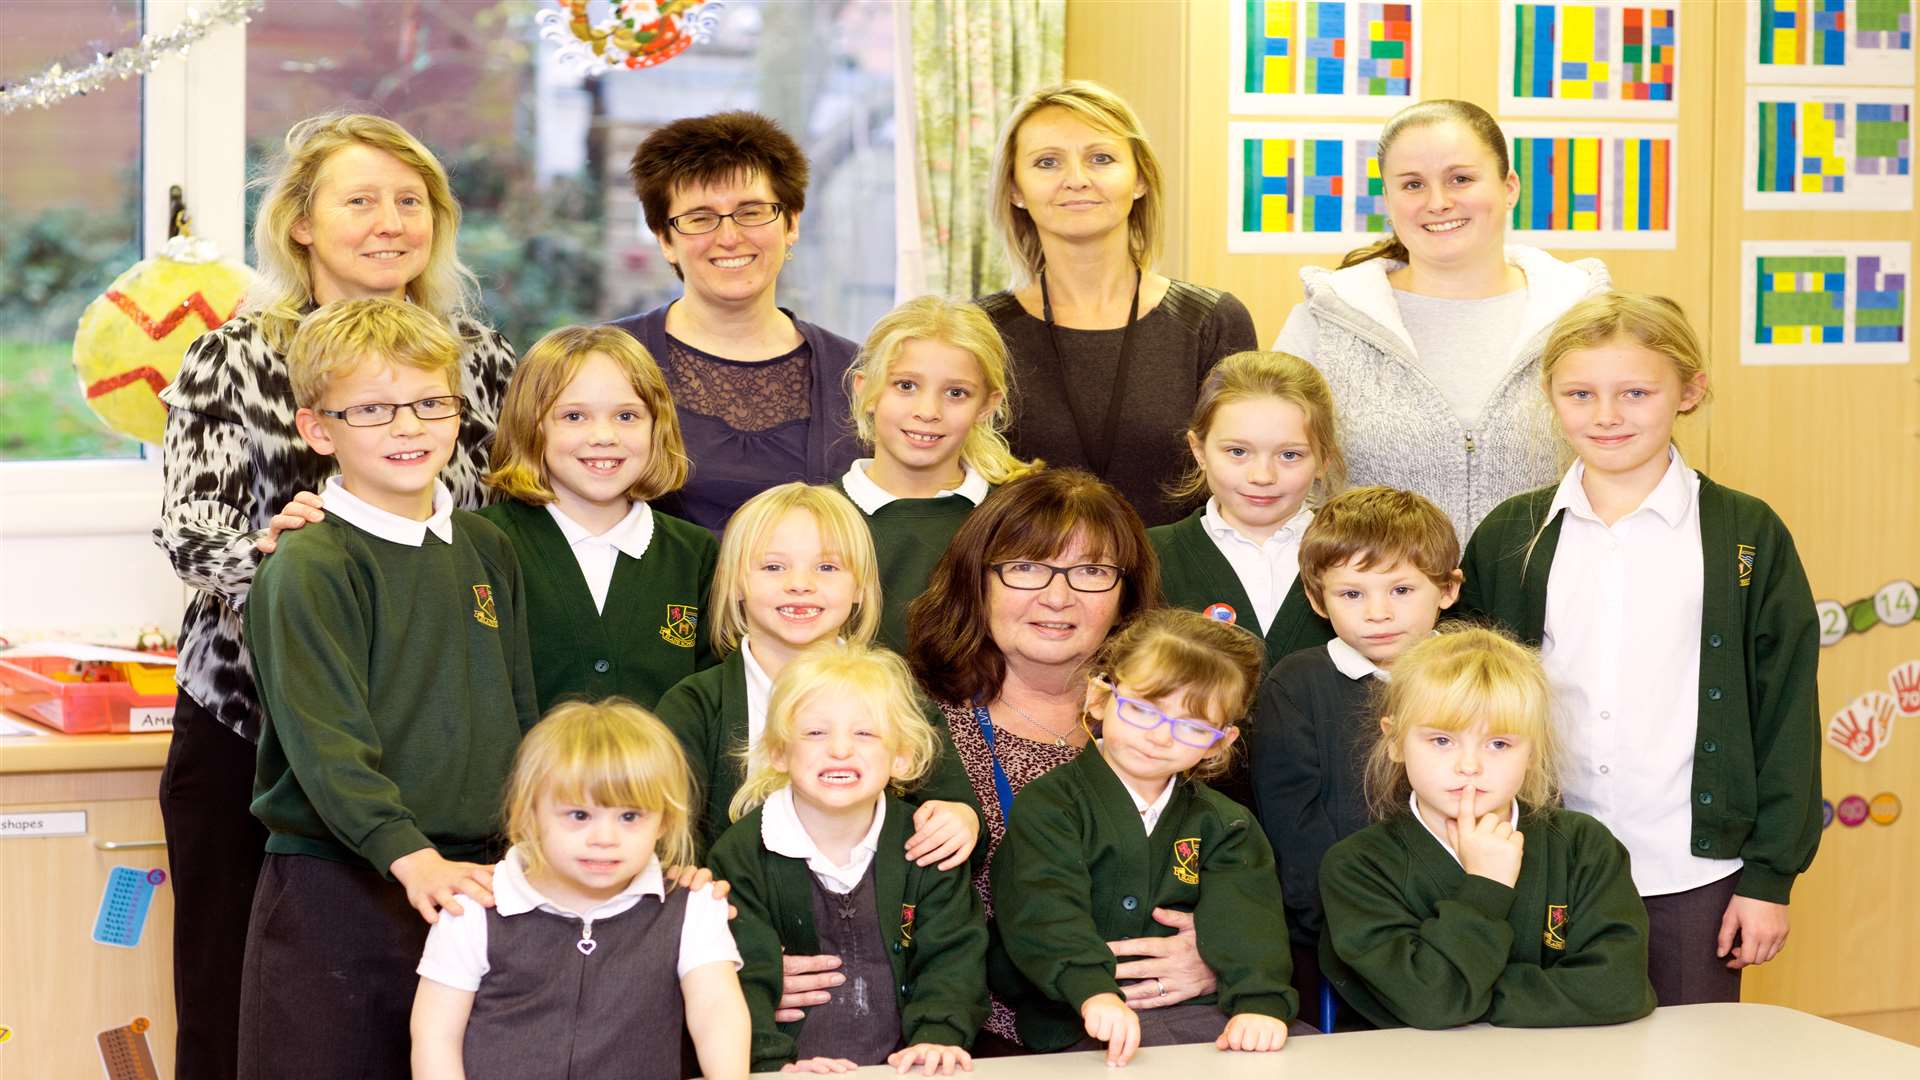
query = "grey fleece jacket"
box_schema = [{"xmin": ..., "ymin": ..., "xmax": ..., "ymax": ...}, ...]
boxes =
[{"xmin": 1273, "ymin": 246, "xmax": 1610, "ymax": 543}]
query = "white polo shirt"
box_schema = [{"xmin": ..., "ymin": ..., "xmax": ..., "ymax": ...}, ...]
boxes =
[
  {"xmin": 320, "ymin": 475, "xmax": 454, "ymax": 545},
  {"xmin": 415, "ymin": 846, "xmax": 739, "ymax": 991},
  {"xmin": 546, "ymin": 500, "xmax": 655, "ymax": 614},
  {"xmin": 839, "ymin": 458, "xmax": 990, "ymax": 514},
  {"xmin": 758, "ymin": 786, "xmax": 886, "ymax": 895},
  {"xmin": 739, "ymin": 636, "xmax": 775, "ymax": 750},
  {"xmin": 1200, "ymin": 499, "xmax": 1311, "ymax": 634}
]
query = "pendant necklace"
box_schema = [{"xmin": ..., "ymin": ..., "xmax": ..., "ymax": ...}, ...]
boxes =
[{"xmin": 996, "ymin": 695, "xmax": 1076, "ymax": 747}]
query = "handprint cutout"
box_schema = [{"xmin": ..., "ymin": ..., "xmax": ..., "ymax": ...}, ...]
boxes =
[
  {"xmin": 1888, "ymin": 661, "xmax": 1920, "ymax": 717},
  {"xmin": 1827, "ymin": 692, "xmax": 1894, "ymax": 763}
]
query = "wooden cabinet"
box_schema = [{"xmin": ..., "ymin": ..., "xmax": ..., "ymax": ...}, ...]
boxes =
[{"xmin": 0, "ymin": 734, "xmax": 174, "ymax": 1079}]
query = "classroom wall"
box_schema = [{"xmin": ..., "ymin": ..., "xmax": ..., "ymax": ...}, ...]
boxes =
[{"xmin": 1067, "ymin": 0, "xmax": 1919, "ymax": 1038}]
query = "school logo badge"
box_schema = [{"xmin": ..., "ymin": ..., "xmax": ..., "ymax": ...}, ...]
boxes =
[
  {"xmin": 1737, "ymin": 545, "xmax": 1756, "ymax": 588},
  {"xmin": 471, "ymin": 585, "xmax": 498, "ymax": 629},
  {"xmin": 899, "ymin": 903, "xmax": 916, "ymax": 948},
  {"xmin": 1543, "ymin": 904, "xmax": 1568, "ymax": 950},
  {"xmin": 1172, "ymin": 838, "xmax": 1201, "ymax": 885},
  {"xmin": 659, "ymin": 603, "xmax": 699, "ymax": 648}
]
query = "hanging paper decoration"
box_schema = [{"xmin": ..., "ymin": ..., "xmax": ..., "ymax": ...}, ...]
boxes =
[
  {"xmin": 0, "ymin": 0, "xmax": 262, "ymax": 115},
  {"xmin": 72, "ymin": 236, "xmax": 254, "ymax": 446},
  {"xmin": 535, "ymin": 0, "xmax": 726, "ymax": 76},
  {"xmin": 1815, "ymin": 577, "xmax": 1918, "ymax": 645}
]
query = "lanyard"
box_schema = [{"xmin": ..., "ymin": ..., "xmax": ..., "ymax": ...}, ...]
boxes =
[
  {"xmin": 1038, "ymin": 268, "xmax": 1142, "ymax": 478},
  {"xmin": 973, "ymin": 702, "xmax": 1016, "ymax": 817}
]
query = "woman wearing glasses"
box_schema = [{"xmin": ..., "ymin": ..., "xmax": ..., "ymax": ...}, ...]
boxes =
[
  {"xmin": 611, "ymin": 110, "xmax": 860, "ymax": 534},
  {"xmin": 899, "ymin": 470, "xmax": 1225, "ymax": 1052},
  {"xmin": 154, "ymin": 113, "xmax": 515, "ymax": 1080}
]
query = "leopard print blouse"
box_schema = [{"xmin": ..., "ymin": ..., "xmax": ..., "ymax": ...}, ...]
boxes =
[{"xmin": 153, "ymin": 314, "xmax": 516, "ymax": 742}]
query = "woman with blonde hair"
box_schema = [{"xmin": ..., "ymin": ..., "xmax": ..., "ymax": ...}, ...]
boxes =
[
  {"xmin": 977, "ymin": 80, "xmax": 1257, "ymax": 526},
  {"xmin": 155, "ymin": 112, "xmax": 515, "ymax": 1080}
]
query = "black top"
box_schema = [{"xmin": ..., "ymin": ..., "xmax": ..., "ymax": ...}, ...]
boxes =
[{"xmin": 976, "ymin": 281, "xmax": 1258, "ymax": 525}]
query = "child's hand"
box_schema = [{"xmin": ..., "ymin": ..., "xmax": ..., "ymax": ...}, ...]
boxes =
[
  {"xmin": 888, "ymin": 1043, "xmax": 973, "ymax": 1075},
  {"xmin": 906, "ymin": 800, "xmax": 979, "ymax": 870},
  {"xmin": 1080, "ymin": 992, "xmax": 1140, "ymax": 1067},
  {"xmin": 781, "ymin": 1057, "xmax": 859, "ymax": 1073},
  {"xmin": 254, "ymin": 491, "xmax": 325, "ymax": 554},
  {"xmin": 666, "ymin": 864, "xmax": 736, "ymax": 918},
  {"xmin": 390, "ymin": 848, "xmax": 495, "ymax": 924},
  {"xmin": 1215, "ymin": 1012, "xmax": 1289, "ymax": 1053},
  {"xmin": 1717, "ymin": 895, "xmax": 1790, "ymax": 968},
  {"xmin": 1447, "ymin": 787, "xmax": 1523, "ymax": 888}
]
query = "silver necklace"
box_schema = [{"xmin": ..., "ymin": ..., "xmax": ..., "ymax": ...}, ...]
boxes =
[{"xmin": 996, "ymin": 695, "xmax": 1076, "ymax": 747}]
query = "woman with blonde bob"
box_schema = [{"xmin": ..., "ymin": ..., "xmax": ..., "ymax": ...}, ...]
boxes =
[
  {"xmin": 710, "ymin": 642, "xmax": 990, "ymax": 1073},
  {"xmin": 1319, "ymin": 626, "xmax": 1656, "ymax": 1031},
  {"xmin": 412, "ymin": 700, "xmax": 750, "ymax": 1080},
  {"xmin": 155, "ymin": 111, "xmax": 516, "ymax": 1080},
  {"xmin": 839, "ymin": 294, "xmax": 1042, "ymax": 650},
  {"xmin": 976, "ymin": 80, "xmax": 1257, "ymax": 526},
  {"xmin": 480, "ymin": 324, "xmax": 717, "ymax": 714}
]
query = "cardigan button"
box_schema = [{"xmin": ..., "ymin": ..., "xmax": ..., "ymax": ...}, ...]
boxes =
[
  {"xmin": 1695, "ymin": 837, "xmax": 1711, "ymax": 851},
  {"xmin": 892, "ymin": 942, "xmax": 901, "ymax": 953},
  {"xmin": 593, "ymin": 659, "xmax": 611, "ymax": 673},
  {"xmin": 1698, "ymin": 791, "xmax": 1714, "ymax": 805},
  {"xmin": 1706, "ymin": 687, "xmax": 1723, "ymax": 702},
  {"xmin": 1708, "ymin": 634, "xmax": 1724, "ymax": 648},
  {"xmin": 1702, "ymin": 740, "xmax": 1718, "ymax": 753},
  {"xmin": 1121, "ymin": 895, "xmax": 1139, "ymax": 911}
]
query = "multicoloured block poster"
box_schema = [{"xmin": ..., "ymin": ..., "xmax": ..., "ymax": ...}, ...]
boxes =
[
  {"xmin": 1745, "ymin": 87, "xmax": 1914, "ymax": 210},
  {"xmin": 1741, "ymin": 242, "xmax": 1911, "ymax": 364},
  {"xmin": 1501, "ymin": 1, "xmax": 1682, "ymax": 117},
  {"xmin": 1748, "ymin": 0, "xmax": 1916, "ymax": 85},
  {"xmin": 1231, "ymin": 0, "xmax": 1422, "ymax": 114},
  {"xmin": 1229, "ymin": 123, "xmax": 1390, "ymax": 252},
  {"xmin": 1504, "ymin": 122, "xmax": 1677, "ymax": 249}
]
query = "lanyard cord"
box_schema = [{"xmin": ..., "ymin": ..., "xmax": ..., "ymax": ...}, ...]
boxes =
[{"xmin": 1038, "ymin": 267, "xmax": 1143, "ymax": 478}]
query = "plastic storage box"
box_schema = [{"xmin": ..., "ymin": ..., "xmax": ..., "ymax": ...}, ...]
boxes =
[{"xmin": 0, "ymin": 656, "xmax": 177, "ymax": 734}]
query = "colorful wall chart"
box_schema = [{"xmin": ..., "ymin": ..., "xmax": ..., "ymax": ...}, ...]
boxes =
[
  {"xmin": 1740, "ymin": 241, "xmax": 1911, "ymax": 365},
  {"xmin": 1747, "ymin": 0, "xmax": 1916, "ymax": 86},
  {"xmin": 1503, "ymin": 122, "xmax": 1678, "ymax": 249},
  {"xmin": 1228, "ymin": 123, "xmax": 1391, "ymax": 253},
  {"xmin": 1230, "ymin": 0, "xmax": 1422, "ymax": 115},
  {"xmin": 1745, "ymin": 87, "xmax": 1914, "ymax": 210},
  {"xmin": 1499, "ymin": 1, "xmax": 1683, "ymax": 118}
]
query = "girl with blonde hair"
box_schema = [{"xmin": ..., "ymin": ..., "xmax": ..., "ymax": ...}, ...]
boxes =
[{"xmin": 155, "ymin": 111, "xmax": 515, "ymax": 1080}]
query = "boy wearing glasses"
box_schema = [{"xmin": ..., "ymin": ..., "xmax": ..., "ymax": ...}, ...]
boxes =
[
  {"xmin": 238, "ymin": 298, "xmax": 538, "ymax": 1080},
  {"xmin": 1245, "ymin": 486, "xmax": 1462, "ymax": 1025},
  {"xmin": 987, "ymin": 608, "xmax": 1301, "ymax": 1063}
]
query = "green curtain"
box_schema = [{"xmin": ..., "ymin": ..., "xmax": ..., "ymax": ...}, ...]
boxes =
[{"xmin": 910, "ymin": 0, "xmax": 1066, "ymax": 300}]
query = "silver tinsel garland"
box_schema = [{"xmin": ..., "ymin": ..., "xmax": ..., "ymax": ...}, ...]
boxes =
[{"xmin": 0, "ymin": 0, "xmax": 263, "ymax": 116}]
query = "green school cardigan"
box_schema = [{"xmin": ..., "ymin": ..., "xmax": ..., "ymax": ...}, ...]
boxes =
[{"xmin": 1148, "ymin": 508, "xmax": 1335, "ymax": 671}]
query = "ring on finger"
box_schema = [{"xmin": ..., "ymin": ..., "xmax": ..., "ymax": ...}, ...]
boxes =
[{"xmin": 1155, "ymin": 978, "xmax": 1166, "ymax": 997}]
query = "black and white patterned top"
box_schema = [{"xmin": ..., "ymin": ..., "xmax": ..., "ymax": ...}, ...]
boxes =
[{"xmin": 153, "ymin": 314, "xmax": 516, "ymax": 742}]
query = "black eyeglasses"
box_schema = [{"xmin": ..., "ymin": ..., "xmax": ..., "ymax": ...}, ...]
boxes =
[
  {"xmin": 988, "ymin": 561, "xmax": 1124, "ymax": 593},
  {"xmin": 666, "ymin": 202, "xmax": 785, "ymax": 236},
  {"xmin": 317, "ymin": 395, "xmax": 467, "ymax": 427}
]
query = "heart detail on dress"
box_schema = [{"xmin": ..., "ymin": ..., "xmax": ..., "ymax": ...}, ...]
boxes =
[{"xmin": 577, "ymin": 937, "xmax": 597, "ymax": 956}]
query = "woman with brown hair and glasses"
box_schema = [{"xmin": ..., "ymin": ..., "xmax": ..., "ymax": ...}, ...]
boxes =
[{"xmin": 612, "ymin": 110, "xmax": 860, "ymax": 534}]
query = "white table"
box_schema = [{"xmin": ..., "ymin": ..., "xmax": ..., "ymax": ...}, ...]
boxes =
[{"xmin": 746, "ymin": 1004, "xmax": 1920, "ymax": 1077}]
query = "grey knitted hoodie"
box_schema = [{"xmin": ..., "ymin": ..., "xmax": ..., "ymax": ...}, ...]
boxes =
[{"xmin": 1273, "ymin": 245, "xmax": 1610, "ymax": 543}]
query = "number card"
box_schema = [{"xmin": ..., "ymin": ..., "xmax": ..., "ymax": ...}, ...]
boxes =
[
  {"xmin": 1748, "ymin": 0, "xmax": 1916, "ymax": 86},
  {"xmin": 1746, "ymin": 87, "xmax": 1914, "ymax": 211},
  {"xmin": 1230, "ymin": 0, "xmax": 1423, "ymax": 115},
  {"xmin": 1500, "ymin": 0, "xmax": 1684, "ymax": 118},
  {"xmin": 92, "ymin": 866, "xmax": 162, "ymax": 949},
  {"xmin": 1741, "ymin": 242, "xmax": 1912, "ymax": 365},
  {"xmin": 97, "ymin": 1016, "xmax": 161, "ymax": 1080},
  {"xmin": 1503, "ymin": 122, "xmax": 1679, "ymax": 249}
]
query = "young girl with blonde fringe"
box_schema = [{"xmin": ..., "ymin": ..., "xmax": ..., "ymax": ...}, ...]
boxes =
[
  {"xmin": 481, "ymin": 325, "xmax": 718, "ymax": 714},
  {"xmin": 840, "ymin": 295, "xmax": 1042, "ymax": 652},
  {"xmin": 990, "ymin": 608, "xmax": 1303, "ymax": 1066},
  {"xmin": 410, "ymin": 700, "xmax": 750, "ymax": 1080},
  {"xmin": 709, "ymin": 642, "xmax": 991, "ymax": 1075},
  {"xmin": 1318, "ymin": 626, "xmax": 1655, "ymax": 1030},
  {"xmin": 1460, "ymin": 292, "xmax": 1821, "ymax": 1007}
]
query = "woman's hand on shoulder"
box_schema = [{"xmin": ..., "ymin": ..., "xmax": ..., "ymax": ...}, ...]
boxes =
[
  {"xmin": 1216, "ymin": 1012, "xmax": 1289, "ymax": 1053},
  {"xmin": 906, "ymin": 800, "xmax": 979, "ymax": 870},
  {"xmin": 888, "ymin": 1043, "xmax": 973, "ymax": 1075},
  {"xmin": 254, "ymin": 491, "xmax": 325, "ymax": 555}
]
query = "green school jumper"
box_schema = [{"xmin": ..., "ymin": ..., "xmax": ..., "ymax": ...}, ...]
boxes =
[
  {"xmin": 709, "ymin": 795, "xmax": 991, "ymax": 1072},
  {"xmin": 1319, "ymin": 806, "xmax": 1656, "ymax": 1029},
  {"xmin": 833, "ymin": 478, "xmax": 983, "ymax": 653},
  {"xmin": 247, "ymin": 512, "xmax": 540, "ymax": 874},
  {"xmin": 654, "ymin": 651, "xmax": 984, "ymax": 853},
  {"xmin": 1458, "ymin": 474, "xmax": 1822, "ymax": 904},
  {"xmin": 1148, "ymin": 508, "xmax": 1334, "ymax": 671},
  {"xmin": 987, "ymin": 750, "xmax": 1298, "ymax": 1052},
  {"xmin": 478, "ymin": 498, "xmax": 718, "ymax": 713}
]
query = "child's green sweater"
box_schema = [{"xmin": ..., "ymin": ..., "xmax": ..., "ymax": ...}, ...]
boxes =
[
  {"xmin": 1148, "ymin": 508, "xmax": 1334, "ymax": 671},
  {"xmin": 709, "ymin": 795, "xmax": 990, "ymax": 1072},
  {"xmin": 834, "ymin": 478, "xmax": 982, "ymax": 653},
  {"xmin": 988, "ymin": 749, "xmax": 1298, "ymax": 1051},
  {"xmin": 1320, "ymin": 806, "xmax": 1656, "ymax": 1030}
]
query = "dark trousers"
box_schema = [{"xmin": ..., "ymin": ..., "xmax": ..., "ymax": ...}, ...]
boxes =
[
  {"xmin": 1643, "ymin": 868, "xmax": 1745, "ymax": 1006},
  {"xmin": 237, "ymin": 854, "xmax": 429, "ymax": 1080},
  {"xmin": 159, "ymin": 695, "xmax": 268, "ymax": 1080}
]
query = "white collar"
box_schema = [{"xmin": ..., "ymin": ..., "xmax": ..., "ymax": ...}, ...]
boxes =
[
  {"xmin": 1409, "ymin": 791, "xmax": 1520, "ymax": 867},
  {"xmin": 840, "ymin": 458, "xmax": 990, "ymax": 515},
  {"xmin": 1125, "ymin": 774, "xmax": 1176, "ymax": 824},
  {"xmin": 1327, "ymin": 637, "xmax": 1390, "ymax": 682},
  {"xmin": 741, "ymin": 636, "xmax": 774, "ymax": 702},
  {"xmin": 759, "ymin": 786, "xmax": 887, "ymax": 880},
  {"xmin": 491, "ymin": 844, "xmax": 666, "ymax": 918},
  {"xmin": 1549, "ymin": 446, "xmax": 1693, "ymax": 529},
  {"xmin": 321, "ymin": 475, "xmax": 454, "ymax": 546},
  {"xmin": 1202, "ymin": 498, "xmax": 1311, "ymax": 549},
  {"xmin": 546, "ymin": 499, "xmax": 655, "ymax": 561}
]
